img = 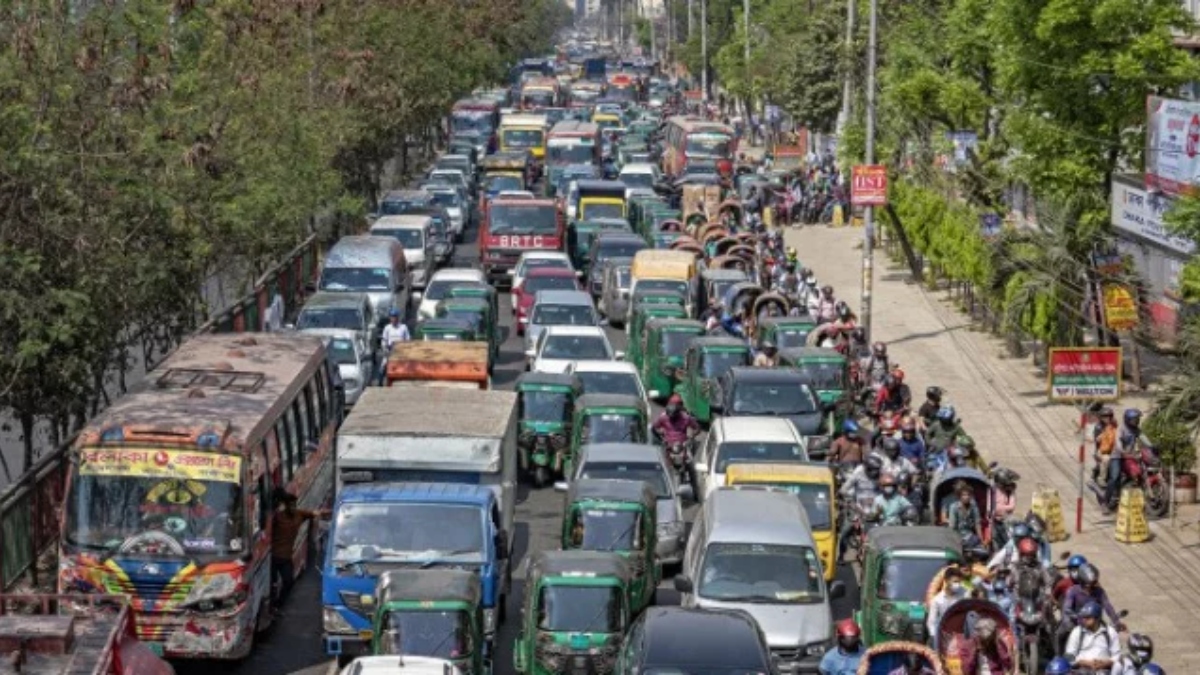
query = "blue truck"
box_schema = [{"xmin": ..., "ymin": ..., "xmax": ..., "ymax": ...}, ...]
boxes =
[{"xmin": 321, "ymin": 387, "xmax": 518, "ymax": 660}]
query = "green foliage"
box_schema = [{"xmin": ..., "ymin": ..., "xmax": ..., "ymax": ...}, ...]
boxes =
[
  {"xmin": 0, "ymin": 0, "xmax": 568, "ymax": 472},
  {"xmin": 1143, "ymin": 411, "xmax": 1197, "ymax": 475},
  {"xmin": 777, "ymin": 0, "xmax": 845, "ymax": 132}
]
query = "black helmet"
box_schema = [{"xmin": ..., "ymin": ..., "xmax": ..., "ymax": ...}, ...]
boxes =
[
  {"xmin": 881, "ymin": 437, "xmax": 900, "ymax": 458},
  {"xmin": 993, "ymin": 468, "xmax": 1019, "ymax": 487},
  {"xmin": 1077, "ymin": 563, "xmax": 1100, "ymax": 586},
  {"xmin": 1025, "ymin": 512, "xmax": 1047, "ymax": 538},
  {"xmin": 1128, "ymin": 633, "xmax": 1154, "ymax": 667},
  {"xmin": 926, "ymin": 386, "xmax": 943, "ymax": 401},
  {"xmin": 762, "ymin": 340, "xmax": 777, "ymax": 352},
  {"xmin": 865, "ymin": 454, "xmax": 883, "ymax": 476},
  {"xmin": 835, "ymin": 300, "xmax": 851, "ymax": 318},
  {"xmin": 901, "ymin": 505, "xmax": 920, "ymax": 525},
  {"xmin": 850, "ymin": 327, "xmax": 866, "ymax": 343}
]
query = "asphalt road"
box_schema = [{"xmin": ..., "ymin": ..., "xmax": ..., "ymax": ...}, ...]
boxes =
[{"xmin": 174, "ymin": 217, "xmax": 861, "ymax": 675}]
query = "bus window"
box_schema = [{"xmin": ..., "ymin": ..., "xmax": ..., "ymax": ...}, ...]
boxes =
[
  {"xmin": 278, "ymin": 417, "xmax": 294, "ymax": 482},
  {"xmin": 315, "ymin": 371, "xmax": 329, "ymax": 429},
  {"xmin": 286, "ymin": 405, "xmax": 303, "ymax": 471}
]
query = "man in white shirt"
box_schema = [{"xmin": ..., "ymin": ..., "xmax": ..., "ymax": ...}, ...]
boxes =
[
  {"xmin": 1065, "ymin": 601, "xmax": 1121, "ymax": 674},
  {"xmin": 377, "ymin": 309, "xmax": 410, "ymax": 384}
]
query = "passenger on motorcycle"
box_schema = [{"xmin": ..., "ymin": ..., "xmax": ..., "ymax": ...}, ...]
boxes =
[
  {"xmin": 828, "ymin": 420, "xmax": 866, "ymax": 465},
  {"xmin": 879, "ymin": 438, "xmax": 918, "ymax": 480},
  {"xmin": 927, "ymin": 406, "xmax": 964, "ymax": 452},
  {"xmin": 897, "ymin": 418, "xmax": 926, "ymax": 464},
  {"xmin": 1115, "ymin": 633, "xmax": 1155, "ymax": 675},
  {"xmin": 952, "ymin": 434, "xmax": 989, "ymax": 473},
  {"xmin": 869, "ymin": 475, "xmax": 911, "ymax": 526},
  {"xmin": 947, "ymin": 482, "xmax": 984, "ymax": 544},
  {"xmin": 818, "ymin": 619, "xmax": 865, "ymax": 675},
  {"xmin": 1063, "ymin": 601, "xmax": 1121, "ymax": 674},
  {"xmin": 1093, "ymin": 408, "xmax": 1118, "ymax": 482},
  {"xmin": 1103, "ymin": 409, "xmax": 1154, "ymax": 512},
  {"xmin": 859, "ymin": 342, "xmax": 891, "ymax": 388},
  {"xmin": 651, "ymin": 395, "xmax": 700, "ymax": 446},
  {"xmin": 1058, "ymin": 564, "xmax": 1125, "ymax": 655},
  {"xmin": 1051, "ymin": 554, "xmax": 1089, "ymax": 602},
  {"xmin": 754, "ymin": 340, "xmax": 780, "ymax": 367},
  {"xmin": 838, "ymin": 454, "xmax": 883, "ymax": 560},
  {"xmin": 917, "ymin": 386, "xmax": 945, "ymax": 429},
  {"xmin": 813, "ymin": 285, "xmax": 838, "ymax": 322}
]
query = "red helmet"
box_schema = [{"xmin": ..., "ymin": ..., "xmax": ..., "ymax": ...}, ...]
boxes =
[
  {"xmin": 667, "ymin": 393, "xmax": 683, "ymax": 406},
  {"xmin": 716, "ymin": 158, "xmax": 733, "ymax": 176},
  {"xmin": 1017, "ymin": 537, "xmax": 1038, "ymax": 557},
  {"xmin": 892, "ymin": 367, "xmax": 905, "ymax": 383},
  {"xmin": 836, "ymin": 619, "xmax": 861, "ymax": 639}
]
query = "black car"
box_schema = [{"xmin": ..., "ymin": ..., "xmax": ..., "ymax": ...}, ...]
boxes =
[
  {"xmin": 715, "ymin": 367, "xmax": 832, "ymax": 447},
  {"xmin": 616, "ymin": 607, "xmax": 774, "ymax": 675}
]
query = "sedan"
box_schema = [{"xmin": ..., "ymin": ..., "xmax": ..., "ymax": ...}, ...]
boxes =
[
  {"xmin": 513, "ymin": 268, "xmax": 582, "ymax": 334},
  {"xmin": 563, "ymin": 360, "xmax": 648, "ymax": 407},
  {"xmin": 527, "ymin": 326, "xmax": 620, "ymax": 374},
  {"xmin": 510, "ymin": 252, "xmax": 576, "ymax": 310},
  {"xmin": 614, "ymin": 608, "xmax": 773, "ymax": 675}
]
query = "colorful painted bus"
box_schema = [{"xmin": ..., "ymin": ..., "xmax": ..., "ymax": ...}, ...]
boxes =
[
  {"xmin": 58, "ymin": 333, "xmax": 342, "ymax": 660},
  {"xmin": 660, "ymin": 116, "xmax": 736, "ymax": 177}
]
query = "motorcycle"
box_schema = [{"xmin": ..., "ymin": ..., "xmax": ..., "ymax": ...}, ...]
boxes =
[
  {"xmin": 663, "ymin": 438, "xmax": 699, "ymax": 494},
  {"xmin": 1087, "ymin": 444, "xmax": 1168, "ymax": 518}
]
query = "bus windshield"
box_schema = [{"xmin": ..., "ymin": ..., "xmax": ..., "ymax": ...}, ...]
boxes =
[
  {"xmin": 65, "ymin": 448, "xmax": 245, "ymax": 556},
  {"xmin": 686, "ymin": 132, "xmax": 733, "ymax": 158},
  {"xmin": 503, "ymin": 128, "xmax": 545, "ymax": 149},
  {"xmin": 489, "ymin": 204, "xmax": 558, "ymax": 235},
  {"xmin": 451, "ymin": 110, "xmax": 493, "ymax": 134},
  {"xmin": 548, "ymin": 142, "xmax": 595, "ymax": 165}
]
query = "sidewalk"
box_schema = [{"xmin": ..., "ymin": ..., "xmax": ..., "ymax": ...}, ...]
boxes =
[{"xmin": 789, "ymin": 225, "xmax": 1200, "ymax": 672}]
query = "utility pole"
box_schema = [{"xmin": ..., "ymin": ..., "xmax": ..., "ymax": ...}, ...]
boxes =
[
  {"xmin": 700, "ymin": 0, "xmax": 708, "ymax": 100},
  {"xmin": 837, "ymin": 0, "xmax": 854, "ymax": 136},
  {"xmin": 743, "ymin": 0, "xmax": 751, "ymax": 77},
  {"xmin": 688, "ymin": 0, "xmax": 694, "ymax": 39},
  {"xmin": 860, "ymin": 0, "xmax": 878, "ymax": 343}
]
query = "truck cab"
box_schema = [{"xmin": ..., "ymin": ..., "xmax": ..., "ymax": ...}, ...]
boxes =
[{"xmin": 480, "ymin": 197, "xmax": 564, "ymax": 286}]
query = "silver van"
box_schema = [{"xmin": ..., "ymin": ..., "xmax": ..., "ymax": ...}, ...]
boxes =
[
  {"xmin": 370, "ymin": 215, "xmax": 435, "ymax": 290},
  {"xmin": 320, "ymin": 236, "xmax": 409, "ymax": 325},
  {"xmin": 674, "ymin": 487, "xmax": 845, "ymax": 674}
]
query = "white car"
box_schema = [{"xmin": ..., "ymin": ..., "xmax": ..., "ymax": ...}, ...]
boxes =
[
  {"xmin": 370, "ymin": 215, "xmax": 434, "ymax": 290},
  {"xmin": 510, "ymin": 251, "xmax": 577, "ymax": 312},
  {"xmin": 299, "ymin": 328, "xmax": 372, "ymax": 406},
  {"xmin": 618, "ymin": 162, "xmax": 661, "ymax": 197},
  {"xmin": 424, "ymin": 185, "xmax": 467, "ymax": 238},
  {"xmin": 418, "ymin": 268, "xmax": 487, "ymax": 320},
  {"xmin": 563, "ymin": 360, "xmax": 648, "ymax": 407},
  {"xmin": 527, "ymin": 326, "xmax": 620, "ymax": 374},
  {"xmin": 428, "ymin": 168, "xmax": 471, "ymax": 197},
  {"xmin": 339, "ymin": 656, "xmax": 465, "ymax": 675},
  {"xmin": 692, "ymin": 417, "xmax": 810, "ymax": 501}
]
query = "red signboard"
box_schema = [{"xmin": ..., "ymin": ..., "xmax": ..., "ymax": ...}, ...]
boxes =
[
  {"xmin": 851, "ymin": 165, "xmax": 888, "ymax": 206},
  {"xmin": 1047, "ymin": 348, "xmax": 1122, "ymax": 402}
]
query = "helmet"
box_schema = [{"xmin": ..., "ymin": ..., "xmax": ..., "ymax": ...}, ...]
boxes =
[
  {"xmin": 843, "ymin": 419, "xmax": 860, "ymax": 436},
  {"xmin": 872, "ymin": 342, "xmax": 887, "ymax": 357},
  {"xmin": 1044, "ymin": 657, "xmax": 1072, "ymax": 675},
  {"xmin": 1077, "ymin": 563, "xmax": 1100, "ymax": 586},
  {"xmin": 388, "ymin": 308, "xmax": 402, "ymax": 318},
  {"xmin": 1099, "ymin": 407, "xmax": 1115, "ymax": 418},
  {"xmin": 993, "ymin": 468, "xmax": 1018, "ymax": 487},
  {"xmin": 1128, "ymin": 633, "xmax": 1154, "ymax": 666},
  {"xmin": 1025, "ymin": 512, "xmax": 1047, "ymax": 538},
  {"xmin": 926, "ymin": 386, "xmax": 943, "ymax": 401},
  {"xmin": 850, "ymin": 327, "xmax": 866, "ymax": 343},
  {"xmin": 761, "ymin": 340, "xmax": 777, "ymax": 352},
  {"xmin": 892, "ymin": 368, "xmax": 905, "ymax": 383},
  {"xmin": 1139, "ymin": 666, "xmax": 1165, "ymax": 675},
  {"xmin": 1016, "ymin": 537, "xmax": 1039, "ymax": 558},
  {"xmin": 879, "ymin": 474, "xmax": 896, "ymax": 487},
  {"xmin": 786, "ymin": 246, "xmax": 798, "ymax": 260},
  {"xmin": 835, "ymin": 618, "xmax": 861, "ymax": 639},
  {"xmin": 937, "ymin": 406, "xmax": 956, "ymax": 422},
  {"xmin": 667, "ymin": 393, "xmax": 683, "ymax": 406},
  {"xmin": 865, "ymin": 455, "xmax": 884, "ymax": 475},
  {"xmin": 900, "ymin": 418, "xmax": 916, "ymax": 433},
  {"xmin": 881, "ymin": 438, "xmax": 900, "ymax": 457},
  {"xmin": 1067, "ymin": 554, "xmax": 1088, "ymax": 570},
  {"xmin": 901, "ymin": 504, "xmax": 920, "ymax": 524},
  {"xmin": 1078, "ymin": 600, "xmax": 1103, "ymax": 620},
  {"xmin": 835, "ymin": 300, "xmax": 851, "ymax": 318},
  {"xmin": 1124, "ymin": 408, "xmax": 1142, "ymax": 425},
  {"xmin": 1010, "ymin": 522, "xmax": 1031, "ymax": 541}
]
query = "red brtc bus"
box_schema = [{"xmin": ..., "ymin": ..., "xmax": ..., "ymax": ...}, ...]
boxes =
[{"xmin": 480, "ymin": 197, "xmax": 564, "ymax": 285}]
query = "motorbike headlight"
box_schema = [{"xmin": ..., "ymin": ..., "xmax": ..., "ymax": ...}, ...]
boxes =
[{"xmin": 323, "ymin": 606, "xmax": 354, "ymax": 633}]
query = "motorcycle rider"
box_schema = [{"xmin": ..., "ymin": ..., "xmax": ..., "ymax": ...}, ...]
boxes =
[
  {"xmin": 984, "ymin": 567, "xmax": 1017, "ymax": 627},
  {"xmin": 786, "ymin": 246, "xmax": 799, "ymax": 267},
  {"xmin": 917, "ymin": 386, "xmax": 945, "ymax": 429},
  {"xmin": 873, "ymin": 373, "xmax": 911, "ymax": 418},
  {"xmin": 859, "ymin": 341, "xmax": 891, "ymax": 388},
  {"xmin": 813, "ymin": 285, "xmax": 838, "ymax": 323},
  {"xmin": 828, "ymin": 420, "xmax": 866, "ymax": 465},
  {"xmin": 1009, "ymin": 537, "xmax": 1056, "ymax": 630},
  {"xmin": 1104, "ymin": 409, "xmax": 1154, "ymax": 513},
  {"xmin": 818, "ymin": 619, "xmax": 865, "ymax": 675},
  {"xmin": 897, "ymin": 418, "xmax": 926, "ymax": 464},
  {"xmin": 838, "ymin": 454, "xmax": 883, "ymax": 561},
  {"xmin": 953, "ymin": 435, "xmax": 989, "ymax": 473},
  {"xmin": 927, "ymin": 406, "xmax": 964, "ymax": 452},
  {"xmin": 868, "ymin": 475, "xmax": 911, "ymax": 526},
  {"xmin": 1058, "ymin": 564, "xmax": 1126, "ymax": 656},
  {"xmin": 778, "ymin": 263, "xmax": 801, "ymax": 296},
  {"xmin": 1064, "ymin": 601, "xmax": 1121, "ymax": 674},
  {"xmin": 1115, "ymin": 633, "xmax": 1155, "ymax": 675},
  {"xmin": 879, "ymin": 437, "xmax": 918, "ymax": 481},
  {"xmin": 651, "ymin": 394, "xmax": 700, "ymax": 449},
  {"xmin": 754, "ymin": 340, "xmax": 780, "ymax": 367},
  {"xmin": 1052, "ymin": 554, "xmax": 1089, "ymax": 602}
]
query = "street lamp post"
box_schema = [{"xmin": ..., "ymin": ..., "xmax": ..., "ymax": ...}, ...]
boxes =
[{"xmin": 860, "ymin": 0, "xmax": 878, "ymax": 343}]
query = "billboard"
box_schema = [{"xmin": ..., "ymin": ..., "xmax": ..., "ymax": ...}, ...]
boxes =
[
  {"xmin": 1145, "ymin": 96, "xmax": 1200, "ymax": 196},
  {"xmin": 1047, "ymin": 348, "xmax": 1122, "ymax": 402},
  {"xmin": 851, "ymin": 165, "xmax": 888, "ymax": 206}
]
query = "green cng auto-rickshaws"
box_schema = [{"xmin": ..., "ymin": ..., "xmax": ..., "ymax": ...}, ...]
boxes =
[
  {"xmin": 515, "ymin": 372, "xmax": 584, "ymax": 487},
  {"xmin": 513, "ymin": 551, "xmax": 632, "ymax": 675},
  {"xmin": 435, "ymin": 297, "xmax": 499, "ymax": 372},
  {"xmin": 637, "ymin": 318, "xmax": 705, "ymax": 401},
  {"xmin": 558, "ymin": 478, "xmax": 659, "ymax": 614},
  {"xmin": 567, "ymin": 394, "xmax": 649, "ymax": 480},
  {"xmin": 757, "ymin": 316, "xmax": 819, "ymax": 351},
  {"xmin": 855, "ymin": 526, "xmax": 962, "ymax": 647},
  {"xmin": 368, "ymin": 569, "xmax": 489, "ymax": 674},
  {"xmin": 675, "ymin": 337, "xmax": 753, "ymax": 424}
]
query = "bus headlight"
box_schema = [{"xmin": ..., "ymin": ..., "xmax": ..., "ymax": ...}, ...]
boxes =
[
  {"xmin": 180, "ymin": 573, "xmax": 246, "ymax": 613},
  {"xmin": 323, "ymin": 606, "xmax": 354, "ymax": 633}
]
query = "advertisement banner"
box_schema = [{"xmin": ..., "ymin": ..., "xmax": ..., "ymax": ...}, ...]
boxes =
[
  {"xmin": 1110, "ymin": 177, "xmax": 1195, "ymax": 255},
  {"xmin": 1101, "ymin": 284, "xmax": 1140, "ymax": 331},
  {"xmin": 1146, "ymin": 96, "xmax": 1200, "ymax": 196},
  {"xmin": 79, "ymin": 448, "xmax": 242, "ymax": 483},
  {"xmin": 851, "ymin": 165, "xmax": 888, "ymax": 206},
  {"xmin": 1047, "ymin": 348, "xmax": 1122, "ymax": 402}
]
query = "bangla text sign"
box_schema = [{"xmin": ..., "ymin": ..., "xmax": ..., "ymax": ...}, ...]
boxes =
[
  {"xmin": 851, "ymin": 165, "xmax": 888, "ymax": 206},
  {"xmin": 1101, "ymin": 284, "xmax": 1140, "ymax": 332},
  {"xmin": 1146, "ymin": 96, "xmax": 1200, "ymax": 197},
  {"xmin": 1047, "ymin": 348, "xmax": 1122, "ymax": 402}
]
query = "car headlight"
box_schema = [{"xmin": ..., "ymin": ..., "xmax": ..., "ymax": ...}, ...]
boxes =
[
  {"xmin": 805, "ymin": 640, "xmax": 831, "ymax": 657},
  {"xmin": 323, "ymin": 606, "xmax": 355, "ymax": 633},
  {"xmin": 344, "ymin": 377, "xmax": 361, "ymax": 390}
]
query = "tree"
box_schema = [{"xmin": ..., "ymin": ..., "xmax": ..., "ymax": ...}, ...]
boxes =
[{"xmin": 777, "ymin": 0, "xmax": 845, "ymax": 133}]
